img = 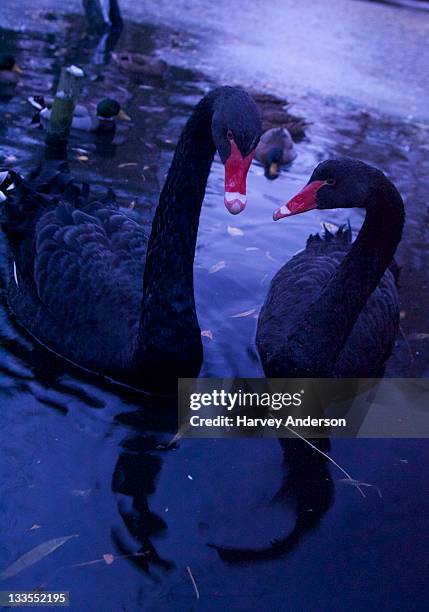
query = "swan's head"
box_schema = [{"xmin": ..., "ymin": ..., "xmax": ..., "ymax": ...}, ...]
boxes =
[
  {"xmin": 211, "ymin": 88, "xmax": 262, "ymax": 214},
  {"xmin": 273, "ymin": 159, "xmax": 391, "ymax": 220}
]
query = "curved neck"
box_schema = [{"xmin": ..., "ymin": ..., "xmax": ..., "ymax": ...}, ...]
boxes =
[
  {"xmin": 283, "ymin": 183, "xmax": 405, "ymax": 376},
  {"xmin": 133, "ymin": 91, "xmax": 218, "ymax": 380}
]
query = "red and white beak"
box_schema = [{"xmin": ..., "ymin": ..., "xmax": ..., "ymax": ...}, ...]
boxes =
[
  {"xmin": 273, "ymin": 180, "xmax": 327, "ymax": 220},
  {"xmin": 224, "ymin": 140, "xmax": 254, "ymax": 215}
]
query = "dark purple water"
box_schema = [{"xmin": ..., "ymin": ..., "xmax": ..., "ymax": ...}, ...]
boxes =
[{"xmin": 0, "ymin": 11, "xmax": 428, "ymax": 611}]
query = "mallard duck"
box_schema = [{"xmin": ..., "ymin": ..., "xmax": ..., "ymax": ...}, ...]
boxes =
[
  {"xmin": 251, "ymin": 90, "xmax": 308, "ymax": 141},
  {"xmin": 0, "ymin": 54, "xmax": 23, "ymax": 86},
  {"xmin": 29, "ymin": 96, "xmax": 130, "ymax": 132},
  {"xmin": 112, "ymin": 52, "xmax": 168, "ymax": 77},
  {"xmin": 254, "ymin": 127, "xmax": 296, "ymax": 179}
]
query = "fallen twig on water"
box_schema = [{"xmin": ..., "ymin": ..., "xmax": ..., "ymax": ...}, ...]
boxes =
[{"xmin": 186, "ymin": 565, "xmax": 200, "ymax": 600}]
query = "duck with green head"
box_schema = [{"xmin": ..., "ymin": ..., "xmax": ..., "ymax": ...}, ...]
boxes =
[
  {"xmin": 0, "ymin": 54, "xmax": 23, "ymax": 88},
  {"xmin": 0, "ymin": 54, "xmax": 23, "ymax": 83},
  {"xmin": 29, "ymin": 96, "xmax": 130, "ymax": 132}
]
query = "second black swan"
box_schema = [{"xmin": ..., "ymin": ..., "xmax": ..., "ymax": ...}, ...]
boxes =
[
  {"xmin": 257, "ymin": 159, "xmax": 405, "ymax": 378},
  {"xmin": 211, "ymin": 159, "xmax": 404, "ymax": 564},
  {"xmin": 0, "ymin": 87, "xmax": 262, "ymax": 388}
]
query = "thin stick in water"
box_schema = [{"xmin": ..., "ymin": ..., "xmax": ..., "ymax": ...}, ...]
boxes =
[
  {"xmin": 186, "ymin": 565, "xmax": 200, "ymax": 600},
  {"xmin": 285, "ymin": 425, "xmax": 367, "ymax": 498}
]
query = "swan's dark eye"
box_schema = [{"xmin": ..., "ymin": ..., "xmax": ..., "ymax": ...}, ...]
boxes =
[
  {"xmin": 226, "ymin": 130, "xmax": 234, "ymax": 142},
  {"xmin": 325, "ymin": 178, "xmax": 336, "ymax": 185}
]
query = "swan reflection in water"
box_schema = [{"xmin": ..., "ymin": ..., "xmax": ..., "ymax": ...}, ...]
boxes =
[
  {"xmin": 111, "ymin": 409, "xmax": 177, "ymax": 574},
  {"xmin": 111, "ymin": 418, "xmax": 334, "ymax": 569}
]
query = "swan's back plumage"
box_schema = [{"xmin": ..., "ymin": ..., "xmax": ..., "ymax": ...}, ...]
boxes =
[
  {"xmin": 2, "ymin": 165, "xmax": 148, "ymax": 374},
  {"xmin": 257, "ymin": 226, "xmax": 399, "ymax": 377}
]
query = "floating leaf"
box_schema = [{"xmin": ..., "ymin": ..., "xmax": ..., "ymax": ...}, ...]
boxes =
[
  {"xmin": 201, "ymin": 330, "xmax": 213, "ymax": 340},
  {"xmin": 231, "ymin": 308, "xmax": 257, "ymax": 318},
  {"xmin": 1, "ymin": 535, "xmax": 78, "ymax": 581},
  {"xmin": 265, "ymin": 251, "xmax": 278, "ymax": 262},
  {"xmin": 408, "ymin": 333, "xmax": 429, "ymax": 341},
  {"xmin": 72, "ymin": 489, "xmax": 91, "ymax": 499},
  {"xmin": 227, "ymin": 226, "xmax": 244, "ymax": 237},
  {"xmin": 208, "ymin": 261, "xmax": 226, "ymax": 274},
  {"xmin": 71, "ymin": 551, "xmax": 149, "ymax": 569}
]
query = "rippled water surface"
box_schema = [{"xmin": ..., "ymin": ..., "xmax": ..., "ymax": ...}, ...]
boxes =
[{"xmin": 1, "ymin": 10, "xmax": 429, "ymax": 611}]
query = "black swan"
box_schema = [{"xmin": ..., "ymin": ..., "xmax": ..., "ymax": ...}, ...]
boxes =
[
  {"xmin": 0, "ymin": 86, "xmax": 262, "ymax": 389},
  {"xmin": 257, "ymin": 159, "xmax": 405, "ymax": 378},
  {"xmin": 210, "ymin": 159, "xmax": 404, "ymax": 563}
]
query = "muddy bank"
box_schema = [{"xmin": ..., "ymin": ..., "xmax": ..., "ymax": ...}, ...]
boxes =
[{"xmin": 3, "ymin": 1, "xmax": 429, "ymax": 121}]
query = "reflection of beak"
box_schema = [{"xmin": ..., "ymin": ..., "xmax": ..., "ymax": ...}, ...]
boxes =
[
  {"xmin": 224, "ymin": 140, "xmax": 254, "ymax": 215},
  {"xmin": 12, "ymin": 63, "xmax": 23, "ymax": 74},
  {"xmin": 266, "ymin": 162, "xmax": 280, "ymax": 180},
  {"xmin": 118, "ymin": 109, "xmax": 131, "ymax": 121},
  {"xmin": 273, "ymin": 180, "xmax": 327, "ymax": 221}
]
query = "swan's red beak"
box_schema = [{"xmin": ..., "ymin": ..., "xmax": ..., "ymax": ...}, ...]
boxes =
[
  {"xmin": 224, "ymin": 140, "xmax": 254, "ymax": 215},
  {"xmin": 273, "ymin": 180, "xmax": 327, "ymax": 221}
]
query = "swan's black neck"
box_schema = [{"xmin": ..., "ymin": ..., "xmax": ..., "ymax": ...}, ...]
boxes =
[
  {"xmin": 283, "ymin": 181, "xmax": 404, "ymax": 376},
  {"xmin": 133, "ymin": 91, "xmax": 218, "ymax": 384}
]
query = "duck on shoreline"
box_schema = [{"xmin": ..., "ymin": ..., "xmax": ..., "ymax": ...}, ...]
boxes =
[{"xmin": 112, "ymin": 52, "xmax": 168, "ymax": 78}]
